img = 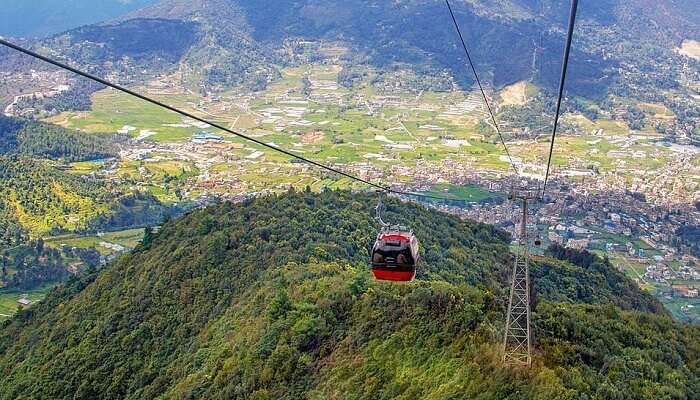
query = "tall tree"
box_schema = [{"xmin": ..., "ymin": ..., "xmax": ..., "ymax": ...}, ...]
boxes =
[{"xmin": 142, "ymin": 226, "xmax": 154, "ymax": 247}]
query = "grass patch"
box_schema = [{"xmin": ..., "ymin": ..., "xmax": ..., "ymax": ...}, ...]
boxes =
[
  {"xmin": 594, "ymin": 119, "xmax": 629, "ymax": 135},
  {"xmin": 422, "ymin": 184, "xmax": 503, "ymax": 203},
  {"xmin": 45, "ymin": 228, "xmax": 144, "ymax": 254},
  {"xmin": 0, "ymin": 284, "xmax": 56, "ymax": 321}
]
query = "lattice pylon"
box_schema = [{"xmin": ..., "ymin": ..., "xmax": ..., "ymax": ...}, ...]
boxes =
[{"xmin": 503, "ymin": 196, "xmax": 532, "ymax": 367}]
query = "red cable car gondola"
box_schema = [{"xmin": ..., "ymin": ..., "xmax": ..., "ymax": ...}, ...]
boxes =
[
  {"xmin": 370, "ymin": 191, "xmax": 420, "ymax": 282},
  {"xmin": 370, "ymin": 227, "xmax": 419, "ymax": 282}
]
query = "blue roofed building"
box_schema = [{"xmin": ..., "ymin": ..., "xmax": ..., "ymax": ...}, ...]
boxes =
[{"xmin": 192, "ymin": 131, "xmax": 224, "ymax": 143}]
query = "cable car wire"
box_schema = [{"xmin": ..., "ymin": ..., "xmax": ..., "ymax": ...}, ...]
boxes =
[
  {"xmin": 0, "ymin": 38, "xmax": 461, "ymax": 202},
  {"xmin": 445, "ymin": 0, "xmax": 520, "ymax": 177},
  {"xmin": 542, "ymin": 0, "xmax": 579, "ymax": 197}
]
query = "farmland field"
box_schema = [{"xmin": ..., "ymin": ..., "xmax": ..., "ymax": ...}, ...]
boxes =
[
  {"xmin": 42, "ymin": 62, "xmax": 697, "ymax": 198},
  {"xmin": 422, "ymin": 184, "xmax": 504, "ymax": 203},
  {"xmin": 0, "ymin": 285, "xmax": 55, "ymax": 321},
  {"xmin": 45, "ymin": 228, "xmax": 145, "ymax": 255}
]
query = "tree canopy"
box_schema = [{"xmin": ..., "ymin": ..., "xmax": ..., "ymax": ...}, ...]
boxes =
[
  {"xmin": 0, "ymin": 115, "xmax": 123, "ymax": 162},
  {"xmin": 0, "ymin": 190, "xmax": 696, "ymax": 399}
]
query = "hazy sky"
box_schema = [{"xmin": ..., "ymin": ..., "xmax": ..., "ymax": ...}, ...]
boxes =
[{"xmin": 0, "ymin": 0, "xmax": 157, "ymax": 38}]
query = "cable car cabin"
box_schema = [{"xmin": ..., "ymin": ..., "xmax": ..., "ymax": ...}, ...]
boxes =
[{"xmin": 370, "ymin": 228, "xmax": 419, "ymax": 282}]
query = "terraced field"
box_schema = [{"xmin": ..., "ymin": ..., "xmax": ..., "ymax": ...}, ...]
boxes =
[{"xmin": 41, "ymin": 63, "xmax": 699, "ymax": 204}]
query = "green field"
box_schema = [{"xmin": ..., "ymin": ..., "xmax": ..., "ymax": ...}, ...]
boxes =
[
  {"xmin": 660, "ymin": 296, "xmax": 700, "ymax": 324},
  {"xmin": 46, "ymin": 89, "xmax": 238, "ymax": 143},
  {"xmin": 422, "ymin": 184, "xmax": 504, "ymax": 203},
  {"xmin": 608, "ymin": 255, "xmax": 653, "ymax": 288},
  {"xmin": 48, "ymin": 90, "xmax": 186, "ymax": 133},
  {"xmin": 0, "ymin": 285, "xmax": 55, "ymax": 321},
  {"xmin": 45, "ymin": 228, "xmax": 144, "ymax": 254},
  {"xmin": 607, "ymin": 253, "xmax": 700, "ymax": 323},
  {"xmin": 39, "ymin": 61, "xmax": 696, "ymax": 193}
]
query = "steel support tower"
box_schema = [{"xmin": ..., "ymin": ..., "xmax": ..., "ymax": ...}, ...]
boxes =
[{"xmin": 503, "ymin": 189, "xmax": 537, "ymax": 367}]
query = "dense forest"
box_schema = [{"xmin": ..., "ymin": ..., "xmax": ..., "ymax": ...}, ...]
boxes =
[
  {"xmin": 0, "ymin": 190, "xmax": 696, "ymax": 399},
  {"xmin": 1, "ymin": 239, "xmax": 67, "ymax": 290},
  {"xmin": 0, "ymin": 115, "xmax": 122, "ymax": 162},
  {"xmin": 13, "ymin": 80, "xmax": 105, "ymax": 115},
  {"xmin": 537, "ymin": 244, "xmax": 665, "ymax": 314}
]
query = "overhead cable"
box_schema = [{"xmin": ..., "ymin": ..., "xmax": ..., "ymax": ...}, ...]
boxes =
[
  {"xmin": 445, "ymin": 0, "xmax": 520, "ymax": 177},
  {"xmin": 542, "ymin": 0, "xmax": 579, "ymax": 196}
]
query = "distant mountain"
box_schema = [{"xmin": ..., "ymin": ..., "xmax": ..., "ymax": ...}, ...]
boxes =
[
  {"xmin": 1, "ymin": 191, "xmax": 696, "ymax": 399},
  {"xmin": 1, "ymin": 0, "xmax": 698, "ymax": 116},
  {"xmin": 8, "ymin": 0, "xmax": 697, "ymax": 96},
  {"xmin": 0, "ymin": 0, "xmax": 158, "ymax": 38}
]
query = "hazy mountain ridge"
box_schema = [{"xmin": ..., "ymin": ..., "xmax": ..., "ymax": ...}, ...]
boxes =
[
  {"xmin": 4, "ymin": 0, "xmax": 697, "ymax": 99},
  {"xmin": 37, "ymin": 18, "xmax": 202, "ymax": 75},
  {"xmin": 0, "ymin": 0, "xmax": 159, "ymax": 38}
]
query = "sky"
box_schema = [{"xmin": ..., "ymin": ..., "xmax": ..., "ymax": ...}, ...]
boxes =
[{"xmin": 0, "ymin": 0, "xmax": 157, "ymax": 38}]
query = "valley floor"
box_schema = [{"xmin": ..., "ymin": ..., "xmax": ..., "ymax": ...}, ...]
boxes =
[{"xmin": 2, "ymin": 62, "xmax": 698, "ymax": 324}]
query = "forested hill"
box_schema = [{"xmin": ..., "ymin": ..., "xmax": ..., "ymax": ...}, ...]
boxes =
[
  {"xmin": 0, "ymin": 116, "xmax": 122, "ymax": 162},
  {"xmin": 0, "ymin": 190, "xmax": 696, "ymax": 399}
]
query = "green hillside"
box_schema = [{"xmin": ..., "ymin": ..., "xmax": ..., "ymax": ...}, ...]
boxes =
[
  {"xmin": 0, "ymin": 190, "xmax": 696, "ymax": 399},
  {"xmin": 0, "ymin": 156, "xmax": 112, "ymax": 241},
  {"xmin": 0, "ymin": 116, "xmax": 122, "ymax": 162},
  {"xmin": 0, "ymin": 156, "xmax": 174, "ymax": 243}
]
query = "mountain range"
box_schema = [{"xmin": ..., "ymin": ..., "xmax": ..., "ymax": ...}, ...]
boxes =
[{"xmin": 3, "ymin": 0, "xmax": 698, "ymax": 100}]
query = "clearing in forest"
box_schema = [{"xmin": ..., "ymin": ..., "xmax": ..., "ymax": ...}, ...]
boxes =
[
  {"xmin": 499, "ymin": 81, "xmax": 533, "ymax": 107},
  {"xmin": 678, "ymin": 39, "xmax": 700, "ymax": 61}
]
